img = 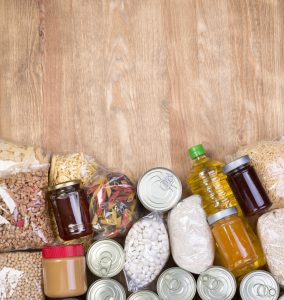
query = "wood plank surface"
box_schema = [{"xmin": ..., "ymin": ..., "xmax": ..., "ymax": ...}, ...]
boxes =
[{"xmin": 0, "ymin": 0, "xmax": 284, "ymax": 298}]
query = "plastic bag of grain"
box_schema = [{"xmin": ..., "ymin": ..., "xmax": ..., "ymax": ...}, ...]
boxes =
[
  {"xmin": 230, "ymin": 137, "xmax": 284, "ymax": 209},
  {"xmin": 257, "ymin": 208, "xmax": 284, "ymax": 287},
  {"xmin": 168, "ymin": 195, "xmax": 215, "ymax": 274},
  {"xmin": 0, "ymin": 251, "xmax": 43, "ymax": 300}
]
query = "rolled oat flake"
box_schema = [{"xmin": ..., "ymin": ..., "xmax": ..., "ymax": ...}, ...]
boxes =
[
  {"xmin": 86, "ymin": 240, "xmax": 125, "ymax": 277},
  {"xmin": 87, "ymin": 279, "xmax": 126, "ymax": 300},
  {"xmin": 240, "ymin": 270, "xmax": 279, "ymax": 300},
  {"xmin": 127, "ymin": 290, "xmax": 159, "ymax": 300},
  {"xmin": 157, "ymin": 267, "xmax": 196, "ymax": 300},
  {"xmin": 197, "ymin": 266, "xmax": 237, "ymax": 300},
  {"xmin": 137, "ymin": 167, "xmax": 182, "ymax": 212}
]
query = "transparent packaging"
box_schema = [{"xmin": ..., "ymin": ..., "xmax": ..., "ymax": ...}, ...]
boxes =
[
  {"xmin": 257, "ymin": 208, "xmax": 284, "ymax": 287},
  {"xmin": 86, "ymin": 170, "xmax": 137, "ymax": 239},
  {"xmin": 124, "ymin": 212, "xmax": 170, "ymax": 292},
  {"xmin": 0, "ymin": 251, "xmax": 43, "ymax": 300},
  {"xmin": 168, "ymin": 195, "xmax": 214, "ymax": 274}
]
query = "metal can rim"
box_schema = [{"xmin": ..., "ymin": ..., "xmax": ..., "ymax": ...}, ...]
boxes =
[
  {"xmin": 127, "ymin": 290, "xmax": 159, "ymax": 300},
  {"xmin": 137, "ymin": 167, "xmax": 182, "ymax": 212},
  {"xmin": 86, "ymin": 279, "xmax": 126, "ymax": 300},
  {"xmin": 86, "ymin": 240, "xmax": 125, "ymax": 277}
]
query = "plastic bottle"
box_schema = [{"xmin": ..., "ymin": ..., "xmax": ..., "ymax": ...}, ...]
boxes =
[{"xmin": 187, "ymin": 144, "xmax": 241, "ymax": 216}]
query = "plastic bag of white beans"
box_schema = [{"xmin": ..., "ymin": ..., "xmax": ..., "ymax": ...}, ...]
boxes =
[{"xmin": 124, "ymin": 212, "xmax": 170, "ymax": 292}]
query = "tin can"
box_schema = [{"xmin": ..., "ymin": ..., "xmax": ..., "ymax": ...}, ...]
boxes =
[
  {"xmin": 137, "ymin": 167, "xmax": 182, "ymax": 212},
  {"xmin": 240, "ymin": 270, "xmax": 280, "ymax": 300},
  {"xmin": 86, "ymin": 240, "xmax": 125, "ymax": 277},
  {"xmin": 87, "ymin": 279, "xmax": 126, "ymax": 300},
  {"xmin": 127, "ymin": 291, "xmax": 159, "ymax": 300},
  {"xmin": 157, "ymin": 267, "xmax": 196, "ymax": 300},
  {"xmin": 197, "ymin": 266, "xmax": 237, "ymax": 300}
]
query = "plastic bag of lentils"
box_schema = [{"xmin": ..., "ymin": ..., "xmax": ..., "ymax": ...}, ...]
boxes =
[
  {"xmin": 124, "ymin": 212, "xmax": 170, "ymax": 292},
  {"xmin": 0, "ymin": 165, "xmax": 54, "ymax": 251},
  {"xmin": 0, "ymin": 251, "xmax": 43, "ymax": 299}
]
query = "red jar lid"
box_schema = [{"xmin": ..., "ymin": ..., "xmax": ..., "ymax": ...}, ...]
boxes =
[{"xmin": 42, "ymin": 244, "xmax": 85, "ymax": 259}]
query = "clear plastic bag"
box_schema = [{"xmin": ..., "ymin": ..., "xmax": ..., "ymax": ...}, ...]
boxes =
[
  {"xmin": 257, "ymin": 208, "xmax": 284, "ymax": 287},
  {"xmin": 0, "ymin": 165, "xmax": 55, "ymax": 251},
  {"xmin": 124, "ymin": 212, "xmax": 170, "ymax": 292},
  {"xmin": 229, "ymin": 137, "xmax": 284, "ymax": 209},
  {"xmin": 49, "ymin": 152, "xmax": 99, "ymax": 186},
  {"xmin": 0, "ymin": 251, "xmax": 43, "ymax": 300},
  {"xmin": 86, "ymin": 170, "xmax": 137, "ymax": 239},
  {"xmin": 168, "ymin": 195, "xmax": 215, "ymax": 274}
]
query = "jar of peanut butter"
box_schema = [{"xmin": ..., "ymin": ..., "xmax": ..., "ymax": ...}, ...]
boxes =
[{"xmin": 42, "ymin": 244, "xmax": 87, "ymax": 298}]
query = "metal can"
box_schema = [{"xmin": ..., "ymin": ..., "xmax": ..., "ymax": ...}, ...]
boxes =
[
  {"xmin": 240, "ymin": 270, "xmax": 280, "ymax": 300},
  {"xmin": 127, "ymin": 291, "xmax": 159, "ymax": 300},
  {"xmin": 197, "ymin": 266, "xmax": 237, "ymax": 300},
  {"xmin": 157, "ymin": 267, "xmax": 196, "ymax": 300},
  {"xmin": 87, "ymin": 279, "xmax": 126, "ymax": 300},
  {"xmin": 86, "ymin": 240, "xmax": 125, "ymax": 277},
  {"xmin": 137, "ymin": 167, "xmax": 182, "ymax": 212}
]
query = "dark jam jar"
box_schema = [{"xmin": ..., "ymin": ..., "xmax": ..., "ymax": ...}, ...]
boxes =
[
  {"xmin": 223, "ymin": 155, "xmax": 272, "ymax": 216},
  {"xmin": 49, "ymin": 180, "xmax": 93, "ymax": 241}
]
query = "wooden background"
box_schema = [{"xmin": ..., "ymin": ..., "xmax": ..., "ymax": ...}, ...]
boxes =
[{"xmin": 0, "ymin": 0, "xmax": 284, "ymax": 299}]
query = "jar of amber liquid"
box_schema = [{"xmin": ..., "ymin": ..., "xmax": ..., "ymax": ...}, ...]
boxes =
[
  {"xmin": 208, "ymin": 207, "xmax": 266, "ymax": 278},
  {"xmin": 49, "ymin": 180, "xmax": 92, "ymax": 241},
  {"xmin": 42, "ymin": 244, "xmax": 87, "ymax": 298},
  {"xmin": 223, "ymin": 155, "xmax": 272, "ymax": 216}
]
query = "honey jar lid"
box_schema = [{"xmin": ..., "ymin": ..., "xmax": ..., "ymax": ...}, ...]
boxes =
[
  {"xmin": 223, "ymin": 155, "xmax": 250, "ymax": 174},
  {"xmin": 207, "ymin": 207, "xmax": 238, "ymax": 225},
  {"xmin": 48, "ymin": 180, "xmax": 81, "ymax": 191}
]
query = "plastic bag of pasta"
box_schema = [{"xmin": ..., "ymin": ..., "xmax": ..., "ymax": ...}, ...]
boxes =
[
  {"xmin": 49, "ymin": 152, "xmax": 99, "ymax": 186},
  {"xmin": 230, "ymin": 137, "xmax": 284, "ymax": 209},
  {"xmin": 86, "ymin": 170, "xmax": 137, "ymax": 239}
]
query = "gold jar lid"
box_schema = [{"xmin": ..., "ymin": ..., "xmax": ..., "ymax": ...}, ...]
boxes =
[{"xmin": 48, "ymin": 180, "xmax": 81, "ymax": 192}]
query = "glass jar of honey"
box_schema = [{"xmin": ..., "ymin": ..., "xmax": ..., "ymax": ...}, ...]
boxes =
[
  {"xmin": 223, "ymin": 155, "xmax": 272, "ymax": 216},
  {"xmin": 49, "ymin": 180, "xmax": 93, "ymax": 241},
  {"xmin": 208, "ymin": 207, "xmax": 266, "ymax": 278}
]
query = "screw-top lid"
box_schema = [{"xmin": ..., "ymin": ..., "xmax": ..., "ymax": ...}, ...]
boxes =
[
  {"xmin": 223, "ymin": 155, "xmax": 250, "ymax": 174},
  {"xmin": 42, "ymin": 244, "xmax": 85, "ymax": 259},
  {"xmin": 207, "ymin": 207, "xmax": 238, "ymax": 225},
  {"xmin": 188, "ymin": 144, "xmax": 206, "ymax": 159}
]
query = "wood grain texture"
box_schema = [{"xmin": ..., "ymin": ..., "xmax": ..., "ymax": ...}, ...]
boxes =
[
  {"xmin": 1, "ymin": 0, "xmax": 284, "ymax": 181},
  {"xmin": 0, "ymin": 0, "xmax": 284, "ymax": 298}
]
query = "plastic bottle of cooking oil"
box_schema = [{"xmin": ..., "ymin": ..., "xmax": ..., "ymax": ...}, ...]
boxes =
[{"xmin": 187, "ymin": 144, "xmax": 242, "ymax": 217}]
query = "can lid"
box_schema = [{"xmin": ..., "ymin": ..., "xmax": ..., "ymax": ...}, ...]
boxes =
[
  {"xmin": 223, "ymin": 155, "xmax": 250, "ymax": 174},
  {"xmin": 240, "ymin": 270, "xmax": 280, "ymax": 300},
  {"xmin": 48, "ymin": 180, "xmax": 81, "ymax": 191},
  {"xmin": 197, "ymin": 266, "xmax": 237, "ymax": 300},
  {"xmin": 207, "ymin": 207, "xmax": 238, "ymax": 225},
  {"xmin": 42, "ymin": 244, "xmax": 84, "ymax": 259},
  {"xmin": 157, "ymin": 267, "xmax": 196, "ymax": 300},
  {"xmin": 137, "ymin": 167, "xmax": 182, "ymax": 212},
  {"xmin": 86, "ymin": 240, "xmax": 125, "ymax": 278},
  {"xmin": 188, "ymin": 144, "xmax": 206, "ymax": 159},
  {"xmin": 87, "ymin": 279, "xmax": 126, "ymax": 300},
  {"xmin": 127, "ymin": 291, "xmax": 159, "ymax": 300}
]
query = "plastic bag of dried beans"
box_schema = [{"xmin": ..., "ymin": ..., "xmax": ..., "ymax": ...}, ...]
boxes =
[
  {"xmin": 0, "ymin": 251, "xmax": 43, "ymax": 300},
  {"xmin": 0, "ymin": 164, "xmax": 55, "ymax": 251},
  {"xmin": 228, "ymin": 137, "xmax": 284, "ymax": 209},
  {"xmin": 85, "ymin": 170, "xmax": 137, "ymax": 239}
]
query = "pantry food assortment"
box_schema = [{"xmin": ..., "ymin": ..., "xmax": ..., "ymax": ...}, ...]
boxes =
[{"xmin": 2, "ymin": 139, "xmax": 284, "ymax": 300}]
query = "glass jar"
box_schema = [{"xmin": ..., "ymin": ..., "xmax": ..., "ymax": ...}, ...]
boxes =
[
  {"xmin": 208, "ymin": 207, "xmax": 266, "ymax": 278},
  {"xmin": 223, "ymin": 155, "xmax": 272, "ymax": 216},
  {"xmin": 42, "ymin": 244, "xmax": 87, "ymax": 298},
  {"xmin": 49, "ymin": 180, "xmax": 93, "ymax": 241}
]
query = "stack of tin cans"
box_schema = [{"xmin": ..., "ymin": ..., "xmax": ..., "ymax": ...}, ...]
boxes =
[{"xmin": 81, "ymin": 167, "xmax": 281, "ymax": 300}]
